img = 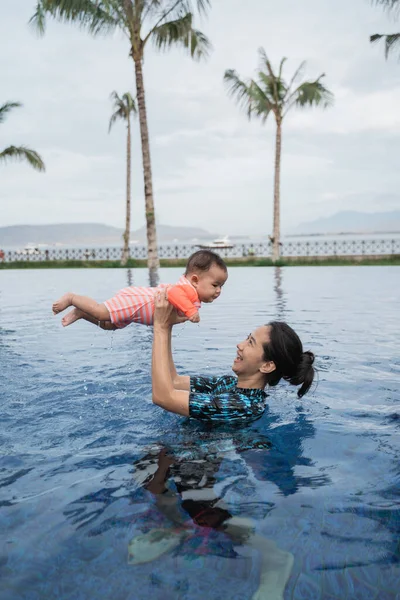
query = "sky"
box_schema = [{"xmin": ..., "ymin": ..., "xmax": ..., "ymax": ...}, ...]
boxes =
[{"xmin": 1, "ymin": 0, "xmax": 399, "ymax": 236}]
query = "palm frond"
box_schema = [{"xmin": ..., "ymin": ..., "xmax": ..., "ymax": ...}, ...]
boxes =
[
  {"xmin": 192, "ymin": 0, "xmax": 211, "ymax": 15},
  {"xmin": 0, "ymin": 102, "xmax": 22, "ymax": 124},
  {"xmin": 372, "ymin": 0, "xmax": 400, "ymax": 14},
  {"xmin": 258, "ymin": 71, "xmax": 287, "ymax": 103},
  {"xmin": 29, "ymin": 3, "xmax": 47, "ymax": 34},
  {"xmin": 223, "ymin": 70, "xmax": 255, "ymax": 119},
  {"xmin": 374, "ymin": 0, "xmax": 399, "ymax": 5},
  {"xmin": 371, "ymin": 32, "xmax": 400, "ymax": 58},
  {"xmin": 110, "ymin": 90, "xmax": 122, "ymax": 105},
  {"xmin": 187, "ymin": 27, "xmax": 210, "ymax": 60},
  {"xmin": 150, "ymin": 11, "xmax": 210, "ymax": 59},
  {"xmin": 224, "ymin": 69, "xmax": 274, "ymax": 122},
  {"xmin": 141, "ymin": 0, "xmax": 159, "ymax": 24},
  {"xmin": 161, "ymin": 0, "xmax": 211, "ymax": 17},
  {"xmin": 0, "ymin": 146, "xmax": 45, "ymax": 172},
  {"xmin": 29, "ymin": 0, "xmax": 119, "ymax": 36},
  {"xmin": 278, "ymin": 57, "xmax": 287, "ymax": 80},
  {"xmin": 248, "ymin": 80, "xmax": 275, "ymax": 122},
  {"xmin": 108, "ymin": 111, "xmax": 122, "ymax": 132},
  {"xmin": 122, "ymin": 92, "xmax": 137, "ymax": 113},
  {"xmin": 144, "ymin": 0, "xmax": 210, "ymax": 37},
  {"xmin": 258, "ymin": 47, "xmax": 276, "ymax": 79},
  {"xmin": 284, "ymin": 60, "xmax": 306, "ymax": 99},
  {"xmin": 258, "ymin": 47, "xmax": 284, "ymax": 107},
  {"xmin": 289, "ymin": 76, "xmax": 334, "ymax": 113},
  {"xmin": 108, "ymin": 90, "xmax": 136, "ymax": 132}
]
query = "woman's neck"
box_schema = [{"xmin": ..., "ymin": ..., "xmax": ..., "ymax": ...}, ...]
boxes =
[{"xmin": 236, "ymin": 373, "xmax": 266, "ymax": 390}]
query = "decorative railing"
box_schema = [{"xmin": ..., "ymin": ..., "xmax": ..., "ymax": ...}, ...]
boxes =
[{"xmin": 1, "ymin": 238, "xmax": 399, "ymax": 262}]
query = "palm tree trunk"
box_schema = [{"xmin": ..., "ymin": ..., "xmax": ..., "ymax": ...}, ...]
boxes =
[
  {"xmin": 272, "ymin": 119, "xmax": 282, "ymax": 263},
  {"xmin": 121, "ymin": 118, "xmax": 131, "ymax": 267},
  {"xmin": 133, "ymin": 56, "xmax": 159, "ymax": 271}
]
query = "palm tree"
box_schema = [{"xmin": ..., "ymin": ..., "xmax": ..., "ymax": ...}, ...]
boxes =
[
  {"xmin": 224, "ymin": 49, "xmax": 333, "ymax": 262},
  {"xmin": 109, "ymin": 91, "xmax": 137, "ymax": 266},
  {"xmin": 0, "ymin": 102, "xmax": 45, "ymax": 171},
  {"xmin": 370, "ymin": 0, "xmax": 400, "ymax": 58},
  {"xmin": 30, "ymin": 1, "xmax": 211, "ymax": 271},
  {"xmin": 371, "ymin": 33, "xmax": 400, "ymax": 57}
]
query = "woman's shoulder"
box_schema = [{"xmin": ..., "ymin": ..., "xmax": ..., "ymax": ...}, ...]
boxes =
[
  {"xmin": 216, "ymin": 375, "xmax": 237, "ymax": 388},
  {"xmin": 190, "ymin": 374, "xmax": 237, "ymax": 394}
]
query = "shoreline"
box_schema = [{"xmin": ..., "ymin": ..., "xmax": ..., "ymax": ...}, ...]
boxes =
[{"xmin": 1, "ymin": 255, "xmax": 399, "ymax": 269}]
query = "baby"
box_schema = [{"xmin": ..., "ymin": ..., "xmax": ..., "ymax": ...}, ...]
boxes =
[{"xmin": 52, "ymin": 250, "xmax": 228, "ymax": 330}]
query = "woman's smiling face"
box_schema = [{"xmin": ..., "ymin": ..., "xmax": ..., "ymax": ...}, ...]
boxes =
[{"xmin": 233, "ymin": 326, "xmax": 275, "ymax": 378}]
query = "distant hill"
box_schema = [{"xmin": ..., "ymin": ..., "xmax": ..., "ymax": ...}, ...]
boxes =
[
  {"xmin": 0, "ymin": 223, "xmax": 218, "ymax": 247},
  {"xmin": 295, "ymin": 211, "xmax": 400, "ymax": 235},
  {"xmin": 3, "ymin": 211, "xmax": 399, "ymax": 248}
]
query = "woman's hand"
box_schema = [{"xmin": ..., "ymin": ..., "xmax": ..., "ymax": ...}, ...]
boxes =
[{"xmin": 154, "ymin": 288, "xmax": 188, "ymax": 329}]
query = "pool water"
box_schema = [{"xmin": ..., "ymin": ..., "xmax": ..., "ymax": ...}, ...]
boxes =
[{"xmin": 0, "ymin": 266, "xmax": 399, "ymax": 600}]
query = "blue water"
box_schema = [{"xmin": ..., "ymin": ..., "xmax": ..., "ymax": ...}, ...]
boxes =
[{"xmin": 1, "ymin": 266, "xmax": 399, "ymax": 600}]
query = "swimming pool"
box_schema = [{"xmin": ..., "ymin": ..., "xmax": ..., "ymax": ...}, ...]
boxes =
[{"xmin": 1, "ymin": 266, "xmax": 399, "ymax": 599}]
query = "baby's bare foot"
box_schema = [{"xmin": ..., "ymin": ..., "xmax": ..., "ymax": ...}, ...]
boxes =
[
  {"xmin": 52, "ymin": 293, "xmax": 73, "ymax": 315},
  {"xmin": 62, "ymin": 308, "xmax": 83, "ymax": 327}
]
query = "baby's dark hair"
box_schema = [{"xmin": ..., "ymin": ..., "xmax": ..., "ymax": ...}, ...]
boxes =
[
  {"xmin": 262, "ymin": 321, "xmax": 315, "ymax": 398},
  {"xmin": 185, "ymin": 250, "xmax": 227, "ymax": 276}
]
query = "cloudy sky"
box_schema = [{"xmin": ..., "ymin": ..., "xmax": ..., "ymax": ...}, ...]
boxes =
[{"xmin": 1, "ymin": 0, "xmax": 399, "ymax": 235}]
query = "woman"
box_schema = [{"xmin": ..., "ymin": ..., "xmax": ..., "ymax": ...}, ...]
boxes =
[{"xmin": 152, "ymin": 290, "xmax": 315, "ymax": 423}]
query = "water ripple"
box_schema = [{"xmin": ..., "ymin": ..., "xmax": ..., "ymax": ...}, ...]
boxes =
[{"xmin": 1, "ymin": 267, "xmax": 399, "ymax": 599}]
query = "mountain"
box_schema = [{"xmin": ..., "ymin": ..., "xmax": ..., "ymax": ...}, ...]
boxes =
[
  {"xmin": 294, "ymin": 211, "xmax": 400, "ymax": 235},
  {"xmin": 3, "ymin": 212, "xmax": 399, "ymax": 248},
  {"xmin": 131, "ymin": 224, "xmax": 219, "ymax": 243},
  {"xmin": 0, "ymin": 223, "xmax": 219, "ymax": 248}
]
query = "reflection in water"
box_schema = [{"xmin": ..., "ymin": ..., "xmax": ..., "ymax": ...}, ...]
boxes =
[
  {"xmin": 126, "ymin": 268, "xmax": 133, "ymax": 287},
  {"xmin": 62, "ymin": 414, "xmax": 328, "ymax": 598},
  {"xmin": 318, "ymin": 504, "xmax": 400, "ymax": 571},
  {"xmin": 63, "ymin": 414, "xmax": 323, "ymax": 531},
  {"xmin": 248, "ymin": 409, "xmax": 326, "ymax": 496},
  {"xmin": 273, "ymin": 267, "xmax": 286, "ymax": 319},
  {"xmin": 319, "ymin": 447, "xmax": 400, "ymax": 570},
  {"xmin": 128, "ymin": 445, "xmax": 294, "ymax": 600},
  {"xmin": 148, "ymin": 266, "xmax": 159, "ymax": 288}
]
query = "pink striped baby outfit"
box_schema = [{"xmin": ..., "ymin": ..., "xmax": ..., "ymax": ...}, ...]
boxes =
[{"xmin": 103, "ymin": 275, "xmax": 199, "ymax": 328}]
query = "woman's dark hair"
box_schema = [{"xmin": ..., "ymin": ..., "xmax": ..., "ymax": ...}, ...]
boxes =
[
  {"xmin": 262, "ymin": 321, "xmax": 315, "ymax": 398},
  {"xmin": 185, "ymin": 250, "xmax": 227, "ymax": 275}
]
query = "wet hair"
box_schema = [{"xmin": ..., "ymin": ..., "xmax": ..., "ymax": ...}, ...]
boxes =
[
  {"xmin": 262, "ymin": 321, "xmax": 315, "ymax": 398},
  {"xmin": 185, "ymin": 250, "xmax": 227, "ymax": 276}
]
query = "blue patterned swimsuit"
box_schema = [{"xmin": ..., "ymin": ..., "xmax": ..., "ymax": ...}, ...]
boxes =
[{"xmin": 189, "ymin": 375, "xmax": 268, "ymax": 425}]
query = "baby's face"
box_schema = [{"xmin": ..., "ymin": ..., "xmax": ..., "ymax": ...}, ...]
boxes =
[{"xmin": 192, "ymin": 265, "xmax": 228, "ymax": 303}]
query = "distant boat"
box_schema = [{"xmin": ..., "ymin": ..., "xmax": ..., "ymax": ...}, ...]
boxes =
[
  {"xmin": 15, "ymin": 243, "xmax": 49, "ymax": 255},
  {"xmin": 196, "ymin": 236, "xmax": 234, "ymax": 249}
]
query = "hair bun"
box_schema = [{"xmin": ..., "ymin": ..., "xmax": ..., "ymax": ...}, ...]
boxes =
[
  {"xmin": 301, "ymin": 351, "xmax": 315, "ymax": 366},
  {"xmin": 292, "ymin": 350, "xmax": 315, "ymax": 398},
  {"xmin": 263, "ymin": 321, "xmax": 316, "ymax": 399}
]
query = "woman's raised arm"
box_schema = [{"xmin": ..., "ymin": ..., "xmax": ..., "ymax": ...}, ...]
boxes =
[
  {"xmin": 151, "ymin": 291, "xmax": 190, "ymax": 416},
  {"xmin": 166, "ymin": 327, "xmax": 191, "ymax": 391}
]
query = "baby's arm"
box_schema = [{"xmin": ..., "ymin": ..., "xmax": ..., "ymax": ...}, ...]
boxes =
[{"xmin": 167, "ymin": 286, "xmax": 200, "ymax": 322}]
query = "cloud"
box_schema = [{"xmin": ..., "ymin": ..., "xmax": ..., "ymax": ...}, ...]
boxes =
[{"xmin": 286, "ymin": 86, "xmax": 400, "ymax": 134}]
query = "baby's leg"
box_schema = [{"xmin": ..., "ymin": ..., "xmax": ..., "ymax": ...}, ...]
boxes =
[
  {"xmin": 62, "ymin": 308, "xmax": 117, "ymax": 330},
  {"xmin": 53, "ymin": 293, "xmax": 110, "ymax": 321}
]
